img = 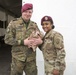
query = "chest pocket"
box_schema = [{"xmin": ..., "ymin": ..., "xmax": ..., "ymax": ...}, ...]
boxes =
[
  {"xmin": 44, "ymin": 37, "xmax": 53, "ymax": 50},
  {"xmin": 16, "ymin": 26, "xmax": 26, "ymax": 40},
  {"xmin": 25, "ymin": 27, "xmax": 37, "ymax": 38}
]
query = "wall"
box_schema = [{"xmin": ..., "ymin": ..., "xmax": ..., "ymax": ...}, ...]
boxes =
[
  {"xmin": 22, "ymin": 0, "xmax": 76, "ymax": 75},
  {"xmin": 0, "ymin": 11, "xmax": 15, "ymax": 36}
]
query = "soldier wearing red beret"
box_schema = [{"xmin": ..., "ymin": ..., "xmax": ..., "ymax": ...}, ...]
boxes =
[
  {"xmin": 4, "ymin": 3, "xmax": 42, "ymax": 75},
  {"xmin": 21, "ymin": 3, "xmax": 33, "ymax": 13},
  {"xmin": 39, "ymin": 16, "xmax": 66, "ymax": 75}
]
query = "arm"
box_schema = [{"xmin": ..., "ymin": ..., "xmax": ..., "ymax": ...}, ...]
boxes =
[
  {"xmin": 4, "ymin": 20, "xmax": 18, "ymax": 45},
  {"xmin": 53, "ymin": 33, "xmax": 66, "ymax": 74}
]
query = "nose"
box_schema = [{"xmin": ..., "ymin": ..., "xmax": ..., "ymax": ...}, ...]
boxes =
[
  {"xmin": 42, "ymin": 24, "xmax": 47, "ymax": 27},
  {"xmin": 26, "ymin": 12, "xmax": 29, "ymax": 15}
]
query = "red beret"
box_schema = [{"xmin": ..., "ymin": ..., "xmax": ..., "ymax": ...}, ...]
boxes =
[
  {"xmin": 21, "ymin": 3, "xmax": 33, "ymax": 13},
  {"xmin": 41, "ymin": 16, "xmax": 53, "ymax": 25}
]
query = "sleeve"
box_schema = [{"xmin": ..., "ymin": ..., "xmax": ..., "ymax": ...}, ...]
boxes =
[
  {"xmin": 4, "ymin": 20, "xmax": 24, "ymax": 46},
  {"xmin": 53, "ymin": 33, "xmax": 66, "ymax": 71}
]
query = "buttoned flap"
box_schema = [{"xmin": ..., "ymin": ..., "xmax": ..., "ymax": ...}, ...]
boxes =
[
  {"xmin": 16, "ymin": 25, "xmax": 26, "ymax": 40},
  {"xmin": 42, "ymin": 36, "xmax": 54, "ymax": 50}
]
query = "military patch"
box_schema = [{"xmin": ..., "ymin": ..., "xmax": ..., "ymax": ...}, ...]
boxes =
[
  {"xmin": 45, "ymin": 16, "xmax": 48, "ymax": 20},
  {"xmin": 56, "ymin": 39, "xmax": 60, "ymax": 44},
  {"xmin": 54, "ymin": 35, "xmax": 63, "ymax": 49}
]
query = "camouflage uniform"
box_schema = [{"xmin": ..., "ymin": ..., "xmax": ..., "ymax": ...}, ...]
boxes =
[
  {"xmin": 4, "ymin": 17, "xmax": 40, "ymax": 75},
  {"xmin": 41, "ymin": 30, "xmax": 66, "ymax": 75}
]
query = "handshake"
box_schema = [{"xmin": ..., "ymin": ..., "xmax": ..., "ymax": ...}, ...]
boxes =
[{"xmin": 24, "ymin": 37, "xmax": 43, "ymax": 51}]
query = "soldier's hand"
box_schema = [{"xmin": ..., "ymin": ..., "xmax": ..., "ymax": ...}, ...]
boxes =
[
  {"xmin": 32, "ymin": 37, "xmax": 43, "ymax": 45},
  {"xmin": 24, "ymin": 38, "xmax": 34, "ymax": 46},
  {"xmin": 52, "ymin": 69, "xmax": 59, "ymax": 75}
]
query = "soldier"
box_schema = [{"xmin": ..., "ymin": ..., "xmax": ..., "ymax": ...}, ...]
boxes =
[
  {"xmin": 4, "ymin": 3, "xmax": 42, "ymax": 75},
  {"xmin": 39, "ymin": 16, "xmax": 66, "ymax": 75}
]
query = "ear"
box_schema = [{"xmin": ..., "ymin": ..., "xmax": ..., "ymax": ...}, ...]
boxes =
[{"xmin": 52, "ymin": 25, "xmax": 55, "ymax": 29}]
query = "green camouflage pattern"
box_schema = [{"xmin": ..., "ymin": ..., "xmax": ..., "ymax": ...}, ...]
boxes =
[
  {"xmin": 4, "ymin": 17, "xmax": 39, "ymax": 75},
  {"xmin": 41, "ymin": 30, "xmax": 66, "ymax": 75},
  {"xmin": 4, "ymin": 17, "xmax": 40, "ymax": 61},
  {"xmin": 11, "ymin": 58, "xmax": 37, "ymax": 75}
]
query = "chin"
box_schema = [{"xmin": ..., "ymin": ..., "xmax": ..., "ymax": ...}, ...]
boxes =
[{"xmin": 44, "ymin": 30, "xmax": 48, "ymax": 32}]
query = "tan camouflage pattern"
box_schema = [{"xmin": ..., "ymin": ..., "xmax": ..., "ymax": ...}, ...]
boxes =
[
  {"xmin": 41, "ymin": 30, "xmax": 66, "ymax": 75},
  {"xmin": 4, "ymin": 17, "xmax": 40, "ymax": 75}
]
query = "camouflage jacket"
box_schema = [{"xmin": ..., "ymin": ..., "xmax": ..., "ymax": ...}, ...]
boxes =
[
  {"xmin": 4, "ymin": 17, "xmax": 40, "ymax": 61},
  {"xmin": 41, "ymin": 30, "xmax": 66, "ymax": 71}
]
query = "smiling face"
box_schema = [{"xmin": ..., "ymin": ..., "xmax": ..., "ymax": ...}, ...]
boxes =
[
  {"xmin": 41, "ymin": 21, "xmax": 53, "ymax": 32},
  {"xmin": 22, "ymin": 9, "xmax": 33, "ymax": 22}
]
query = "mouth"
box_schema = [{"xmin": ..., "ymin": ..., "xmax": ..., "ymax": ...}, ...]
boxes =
[{"xmin": 43, "ymin": 28, "xmax": 48, "ymax": 31}]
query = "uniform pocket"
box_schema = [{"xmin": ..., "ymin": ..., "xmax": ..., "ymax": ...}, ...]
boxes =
[{"xmin": 45, "ymin": 39, "xmax": 53, "ymax": 49}]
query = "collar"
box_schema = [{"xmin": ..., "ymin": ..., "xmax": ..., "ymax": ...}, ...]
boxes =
[{"xmin": 21, "ymin": 17, "xmax": 30, "ymax": 24}]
